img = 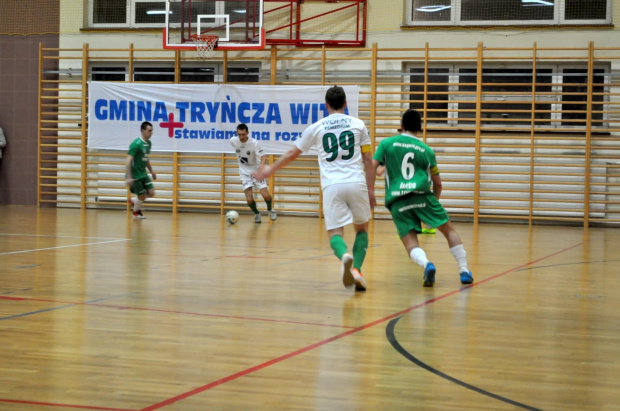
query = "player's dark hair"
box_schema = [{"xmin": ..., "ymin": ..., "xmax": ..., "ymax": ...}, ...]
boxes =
[
  {"xmin": 237, "ymin": 123, "xmax": 249, "ymax": 132},
  {"xmin": 140, "ymin": 121, "xmax": 153, "ymax": 131},
  {"xmin": 325, "ymin": 86, "xmax": 346, "ymax": 111},
  {"xmin": 401, "ymin": 109, "xmax": 423, "ymax": 133}
]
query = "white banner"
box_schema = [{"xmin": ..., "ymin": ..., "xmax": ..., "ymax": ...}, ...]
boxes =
[{"xmin": 87, "ymin": 82, "xmax": 359, "ymax": 154}]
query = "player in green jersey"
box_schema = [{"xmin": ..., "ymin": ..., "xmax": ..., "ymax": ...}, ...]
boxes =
[
  {"xmin": 126, "ymin": 121, "xmax": 157, "ymax": 219},
  {"xmin": 369, "ymin": 109, "xmax": 473, "ymax": 287}
]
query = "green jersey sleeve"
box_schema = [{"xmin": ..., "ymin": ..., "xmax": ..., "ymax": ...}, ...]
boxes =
[
  {"xmin": 427, "ymin": 147, "xmax": 440, "ymax": 175},
  {"xmin": 128, "ymin": 139, "xmax": 140, "ymax": 157}
]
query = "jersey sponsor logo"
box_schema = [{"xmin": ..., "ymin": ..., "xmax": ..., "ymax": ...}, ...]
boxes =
[
  {"xmin": 393, "ymin": 142, "xmax": 427, "ymax": 153},
  {"xmin": 322, "ymin": 117, "xmax": 352, "ymax": 131},
  {"xmin": 398, "ymin": 203, "xmax": 427, "ymax": 212},
  {"xmin": 399, "ymin": 182, "xmax": 417, "ymax": 189}
]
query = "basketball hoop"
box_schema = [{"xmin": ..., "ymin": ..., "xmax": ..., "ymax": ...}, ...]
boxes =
[{"xmin": 190, "ymin": 34, "xmax": 219, "ymax": 58}]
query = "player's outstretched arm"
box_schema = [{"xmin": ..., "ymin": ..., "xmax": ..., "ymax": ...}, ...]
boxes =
[{"xmin": 253, "ymin": 147, "xmax": 302, "ymax": 180}]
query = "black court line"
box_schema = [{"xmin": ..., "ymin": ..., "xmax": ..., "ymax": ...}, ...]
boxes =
[
  {"xmin": 140, "ymin": 242, "xmax": 582, "ymax": 410},
  {"xmin": 0, "ymin": 294, "xmax": 133, "ymax": 321},
  {"xmin": 386, "ymin": 316, "xmax": 543, "ymax": 411}
]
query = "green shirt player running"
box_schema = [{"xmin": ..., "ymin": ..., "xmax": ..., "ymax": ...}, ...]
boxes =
[
  {"xmin": 369, "ymin": 109, "xmax": 473, "ymax": 287},
  {"xmin": 126, "ymin": 121, "xmax": 157, "ymax": 219}
]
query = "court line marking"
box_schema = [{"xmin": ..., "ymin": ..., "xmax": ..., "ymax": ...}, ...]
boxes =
[
  {"xmin": 386, "ymin": 317, "xmax": 541, "ymax": 411},
  {"xmin": 0, "ymin": 295, "xmax": 133, "ymax": 322},
  {"xmin": 269, "ymin": 244, "xmax": 383, "ymax": 267},
  {"xmin": 0, "ymin": 232, "xmax": 129, "ymax": 240},
  {"xmin": 0, "ymin": 238, "xmax": 131, "ymax": 256},
  {"xmin": 139, "ymin": 241, "xmax": 584, "ymax": 411},
  {"xmin": 0, "ymin": 295, "xmax": 355, "ymax": 329},
  {"xmin": 0, "ymin": 398, "xmax": 134, "ymax": 411},
  {"xmin": 516, "ymin": 259, "xmax": 620, "ymax": 271}
]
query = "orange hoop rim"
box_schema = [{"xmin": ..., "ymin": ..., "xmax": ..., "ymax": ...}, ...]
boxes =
[{"xmin": 189, "ymin": 34, "xmax": 219, "ymax": 42}]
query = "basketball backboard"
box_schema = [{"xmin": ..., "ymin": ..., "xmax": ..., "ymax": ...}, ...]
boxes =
[{"xmin": 163, "ymin": 0, "xmax": 265, "ymax": 51}]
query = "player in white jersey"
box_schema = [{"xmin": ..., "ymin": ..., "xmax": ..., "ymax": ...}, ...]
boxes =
[
  {"xmin": 230, "ymin": 123, "xmax": 276, "ymax": 223},
  {"xmin": 254, "ymin": 86, "xmax": 375, "ymax": 291}
]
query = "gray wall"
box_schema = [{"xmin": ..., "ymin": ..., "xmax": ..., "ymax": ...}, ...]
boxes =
[{"xmin": 0, "ymin": 0, "xmax": 59, "ymax": 205}]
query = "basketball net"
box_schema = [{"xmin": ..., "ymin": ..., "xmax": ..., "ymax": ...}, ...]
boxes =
[{"xmin": 190, "ymin": 34, "xmax": 219, "ymax": 58}]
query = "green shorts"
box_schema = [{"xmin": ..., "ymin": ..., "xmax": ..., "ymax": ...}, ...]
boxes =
[
  {"xmin": 130, "ymin": 176, "xmax": 153, "ymax": 196},
  {"xmin": 388, "ymin": 192, "xmax": 449, "ymax": 238}
]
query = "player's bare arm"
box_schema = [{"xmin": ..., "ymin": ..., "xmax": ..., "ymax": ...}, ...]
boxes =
[
  {"xmin": 371, "ymin": 159, "xmax": 381, "ymax": 175},
  {"xmin": 431, "ymin": 173, "xmax": 442, "ymax": 200},
  {"xmin": 146, "ymin": 160, "xmax": 157, "ymax": 180},
  {"xmin": 362, "ymin": 149, "xmax": 376, "ymax": 209},
  {"xmin": 125, "ymin": 155, "xmax": 135, "ymax": 185},
  {"xmin": 253, "ymin": 147, "xmax": 302, "ymax": 180}
]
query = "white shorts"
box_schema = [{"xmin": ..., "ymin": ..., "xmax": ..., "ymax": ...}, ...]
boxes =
[
  {"xmin": 322, "ymin": 182, "xmax": 371, "ymax": 230},
  {"xmin": 240, "ymin": 173, "xmax": 268, "ymax": 190}
]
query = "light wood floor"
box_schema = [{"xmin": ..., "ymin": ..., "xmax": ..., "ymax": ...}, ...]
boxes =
[{"xmin": 1, "ymin": 205, "xmax": 619, "ymax": 411}]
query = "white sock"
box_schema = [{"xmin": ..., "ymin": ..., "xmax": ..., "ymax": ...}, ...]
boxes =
[
  {"xmin": 133, "ymin": 198, "xmax": 143, "ymax": 212},
  {"xmin": 409, "ymin": 247, "xmax": 429, "ymax": 269},
  {"xmin": 450, "ymin": 244, "xmax": 469, "ymax": 273}
]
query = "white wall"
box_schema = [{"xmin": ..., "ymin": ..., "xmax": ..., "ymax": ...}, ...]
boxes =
[{"xmin": 60, "ymin": 0, "xmax": 620, "ymax": 52}]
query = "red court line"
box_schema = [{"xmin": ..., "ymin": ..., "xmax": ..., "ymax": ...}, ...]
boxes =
[
  {"xmin": 4, "ymin": 297, "xmax": 354, "ymax": 330},
  {"xmin": 140, "ymin": 241, "xmax": 584, "ymax": 410},
  {"xmin": 225, "ymin": 255, "xmax": 265, "ymax": 259},
  {"xmin": 0, "ymin": 398, "xmax": 134, "ymax": 411},
  {"xmin": 0, "ymin": 296, "xmax": 26, "ymax": 301}
]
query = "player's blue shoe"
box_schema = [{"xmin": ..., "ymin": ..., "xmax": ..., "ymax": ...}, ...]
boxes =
[
  {"xmin": 423, "ymin": 262, "xmax": 436, "ymax": 287},
  {"xmin": 460, "ymin": 271, "xmax": 474, "ymax": 285}
]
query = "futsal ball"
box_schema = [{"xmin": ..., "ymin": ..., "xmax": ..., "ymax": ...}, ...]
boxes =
[{"xmin": 226, "ymin": 210, "xmax": 239, "ymax": 224}]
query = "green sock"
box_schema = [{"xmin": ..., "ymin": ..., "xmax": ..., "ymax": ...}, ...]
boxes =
[
  {"xmin": 330, "ymin": 235, "xmax": 348, "ymax": 260},
  {"xmin": 248, "ymin": 201, "xmax": 259, "ymax": 214},
  {"xmin": 265, "ymin": 199, "xmax": 272, "ymax": 211},
  {"xmin": 352, "ymin": 231, "xmax": 369, "ymax": 271}
]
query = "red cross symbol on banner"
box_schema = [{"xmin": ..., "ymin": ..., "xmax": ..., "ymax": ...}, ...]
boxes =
[{"xmin": 160, "ymin": 113, "xmax": 184, "ymax": 138}]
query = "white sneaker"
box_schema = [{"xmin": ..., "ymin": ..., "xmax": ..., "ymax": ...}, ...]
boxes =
[
  {"xmin": 254, "ymin": 213, "xmax": 262, "ymax": 224},
  {"xmin": 352, "ymin": 268, "xmax": 367, "ymax": 292},
  {"xmin": 269, "ymin": 210, "xmax": 277, "ymax": 221},
  {"xmin": 341, "ymin": 253, "xmax": 354, "ymax": 288}
]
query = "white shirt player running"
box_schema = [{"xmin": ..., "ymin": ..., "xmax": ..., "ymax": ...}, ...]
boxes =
[{"xmin": 295, "ymin": 112, "xmax": 371, "ymax": 190}]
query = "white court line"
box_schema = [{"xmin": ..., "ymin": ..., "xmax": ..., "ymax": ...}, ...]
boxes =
[
  {"xmin": 0, "ymin": 239, "xmax": 131, "ymax": 256},
  {"xmin": 0, "ymin": 233, "xmax": 127, "ymax": 240}
]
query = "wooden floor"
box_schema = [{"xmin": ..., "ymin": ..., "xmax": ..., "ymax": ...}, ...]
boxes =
[{"xmin": 1, "ymin": 205, "xmax": 619, "ymax": 411}]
